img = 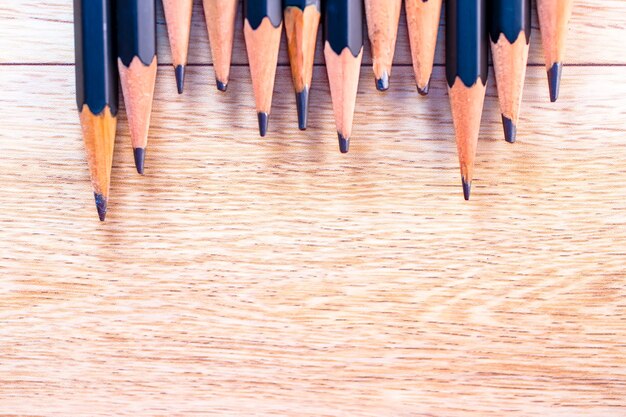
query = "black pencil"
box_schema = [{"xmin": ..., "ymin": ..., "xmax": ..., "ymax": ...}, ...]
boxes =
[
  {"xmin": 117, "ymin": 0, "xmax": 157, "ymax": 174},
  {"xmin": 243, "ymin": 0, "xmax": 283, "ymax": 137},
  {"xmin": 446, "ymin": 0, "xmax": 488, "ymax": 200},
  {"xmin": 324, "ymin": 0, "xmax": 364, "ymax": 153},
  {"xmin": 74, "ymin": 0, "xmax": 118, "ymax": 221},
  {"xmin": 364, "ymin": 0, "xmax": 402, "ymax": 91},
  {"xmin": 162, "ymin": 0, "xmax": 193, "ymax": 94},
  {"xmin": 203, "ymin": 0, "xmax": 238, "ymax": 92},
  {"xmin": 284, "ymin": 0, "xmax": 321, "ymax": 130}
]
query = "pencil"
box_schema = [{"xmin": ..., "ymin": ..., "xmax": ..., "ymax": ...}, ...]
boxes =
[
  {"xmin": 243, "ymin": 0, "xmax": 283, "ymax": 137},
  {"xmin": 203, "ymin": 0, "xmax": 238, "ymax": 92},
  {"xmin": 537, "ymin": 0, "xmax": 574, "ymax": 102},
  {"xmin": 117, "ymin": 0, "xmax": 157, "ymax": 174},
  {"xmin": 405, "ymin": 0, "xmax": 443, "ymax": 95},
  {"xmin": 74, "ymin": 0, "xmax": 118, "ymax": 221},
  {"xmin": 488, "ymin": 0, "xmax": 531, "ymax": 143},
  {"xmin": 324, "ymin": 0, "xmax": 364, "ymax": 153},
  {"xmin": 364, "ymin": 0, "xmax": 401, "ymax": 91},
  {"xmin": 446, "ymin": 0, "xmax": 488, "ymax": 200},
  {"xmin": 284, "ymin": 0, "xmax": 321, "ymax": 130},
  {"xmin": 162, "ymin": 0, "xmax": 193, "ymax": 94}
]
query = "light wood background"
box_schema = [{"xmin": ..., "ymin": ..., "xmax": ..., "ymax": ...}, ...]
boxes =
[{"xmin": 1, "ymin": 1, "xmax": 625, "ymax": 416}]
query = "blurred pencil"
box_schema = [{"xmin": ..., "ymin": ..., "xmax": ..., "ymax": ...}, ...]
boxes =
[
  {"xmin": 324, "ymin": 0, "xmax": 363, "ymax": 153},
  {"xmin": 74, "ymin": 0, "xmax": 118, "ymax": 221},
  {"xmin": 203, "ymin": 0, "xmax": 238, "ymax": 92},
  {"xmin": 243, "ymin": 0, "xmax": 283, "ymax": 137},
  {"xmin": 117, "ymin": 0, "xmax": 157, "ymax": 174},
  {"xmin": 488, "ymin": 0, "xmax": 531, "ymax": 143},
  {"xmin": 405, "ymin": 0, "xmax": 442, "ymax": 95},
  {"xmin": 162, "ymin": 0, "xmax": 193, "ymax": 93},
  {"xmin": 364, "ymin": 0, "xmax": 401, "ymax": 91},
  {"xmin": 284, "ymin": 0, "xmax": 321, "ymax": 130},
  {"xmin": 537, "ymin": 0, "xmax": 574, "ymax": 102},
  {"xmin": 446, "ymin": 0, "xmax": 488, "ymax": 200}
]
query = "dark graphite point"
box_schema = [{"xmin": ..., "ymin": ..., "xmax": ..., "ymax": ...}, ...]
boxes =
[
  {"xmin": 376, "ymin": 71, "xmax": 389, "ymax": 91},
  {"xmin": 338, "ymin": 133, "xmax": 350, "ymax": 154},
  {"xmin": 175, "ymin": 65, "xmax": 185, "ymax": 94},
  {"xmin": 133, "ymin": 147, "xmax": 145, "ymax": 174},
  {"xmin": 216, "ymin": 78, "xmax": 228, "ymax": 92},
  {"xmin": 417, "ymin": 80, "xmax": 430, "ymax": 96},
  {"xmin": 257, "ymin": 112, "xmax": 269, "ymax": 137},
  {"xmin": 462, "ymin": 178, "xmax": 472, "ymax": 201},
  {"xmin": 94, "ymin": 193, "xmax": 107, "ymax": 221},
  {"xmin": 501, "ymin": 115, "xmax": 517, "ymax": 143},
  {"xmin": 547, "ymin": 62, "xmax": 562, "ymax": 102},
  {"xmin": 295, "ymin": 87, "xmax": 309, "ymax": 130}
]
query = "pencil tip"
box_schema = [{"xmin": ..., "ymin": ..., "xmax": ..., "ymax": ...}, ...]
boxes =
[
  {"xmin": 547, "ymin": 62, "xmax": 562, "ymax": 102},
  {"xmin": 501, "ymin": 115, "xmax": 517, "ymax": 143},
  {"xmin": 375, "ymin": 71, "xmax": 389, "ymax": 91},
  {"xmin": 338, "ymin": 132, "xmax": 350, "ymax": 154},
  {"xmin": 295, "ymin": 87, "xmax": 309, "ymax": 130},
  {"xmin": 257, "ymin": 112, "xmax": 269, "ymax": 137},
  {"xmin": 133, "ymin": 147, "xmax": 145, "ymax": 174},
  {"xmin": 417, "ymin": 80, "xmax": 430, "ymax": 96},
  {"xmin": 462, "ymin": 178, "xmax": 471, "ymax": 201},
  {"xmin": 175, "ymin": 65, "xmax": 185, "ymax": 94},
  {"xmin": 94, "ymin": 193, "xmax": 107, "ymax": 221},
  {"xmin": 216, "ymin": 78, "xmax": 228, "ymax": 92}
]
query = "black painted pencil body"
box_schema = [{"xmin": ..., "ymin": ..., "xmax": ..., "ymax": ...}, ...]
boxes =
[
  {"xmin": 117, "ymin": 0, "xmax": 157, "ymax": 174},
  {"xmin": 446, "ymin": 0, "xmax": 488, "ymax": 199},
  {"xmin": 488, "ymin": 0, "xmax": 531, "ymax": 143},
  {"xmin": 243, "ymin": 0, "xmax": 283, "ymax": 137},
  {"xmin": 284, "ymin": 0, "xmax": 321, "ymax": 130},
  {"xmin": 74, "ymin": 0, "xmax": 118, "ymax": 220},
  {"xmin": 324, "ymin": 0, "xmax": 364, "ymax": 153}
]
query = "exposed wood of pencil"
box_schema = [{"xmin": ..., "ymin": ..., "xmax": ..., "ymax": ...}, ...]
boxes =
[
  {"xmin": 405, "ymin": 0, "xmax": 443, "ymax": 94},
  {"xmin": 203, "ymin": 0, "xmax": 238, "ymax": 90},
  {"xmin": 118, "ymin": 56, "xmax": 157, "ymax": 152},
  {"xmin": 162, "ymin": 0, "xmax": 193, "ymax": 90},
  {"xmin": 243, "ymin": 17, "xmax": 283, "ymax": 115},
  {"xmin": 78, "ymin": 105, "xmax": 116, "ymax": 217},
  {"xmin": 364, "ymin": 0, "xmax": 402, "ymax": 90},
  {"xmin": 491, "ymin": 32, "xmax": 530, "ymax": 139},
  {"xmin": 284, "ymin": 5, "xmax": 320, "ymax": 94},
  {"xmin": 324, "ymin": 44, "xmax": 363, "ymax": 141},
  {"xmin": 448, "ymin": 78, "xmax": 487, "ymax": 192},
  {"xmin": 537, "ymin": 0, "xmax": 574, "ymax": 69}
]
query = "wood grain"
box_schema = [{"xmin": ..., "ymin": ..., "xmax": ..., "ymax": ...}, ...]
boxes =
[{"xmin": 1, "ymin": 1, "xmax": 626, "ymax": 415}]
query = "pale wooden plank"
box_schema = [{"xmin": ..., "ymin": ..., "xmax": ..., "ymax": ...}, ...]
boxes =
[
  {"xmin": 1, "ymin": 0, "xmax": 624, "ymax": 66},
  {"xmin": 0, "ymin": 65, "xmax": 624, "ymax": 415}
]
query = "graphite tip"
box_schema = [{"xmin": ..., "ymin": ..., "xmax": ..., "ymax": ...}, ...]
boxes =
[
  {"xmin": 175, "ymin": 65, "xmax": 186, "ymax": 94},
  {"xmin": 501, "ymin": 115, "xmax": 517, "ymax": 144},
  {"xmin": 547, "ymin": 62, "xmax": 562, "ymax": 103},
  {"xmin": 417, "ymin": 80, "xmax": 430, "ymax": 96},
  {"xmin": 216, "ymin": 78, "xmax": 228, "ymax": 92},
  {"xmin": 295, "ymin": 87, "xmax": 310, "ymax": 131},
  {"xmin": 461, "ymin": 178, "xmax": 472, "ymax": 201},
  {"xmin": 133, "ymin": 147, "xmax": 145, "ymax": 175},
  {"xmin": 338, "ymin": 132, "xmax": 350, "ymax": 154},
  {"xmin": 376, "ymin": 71, "xmax": 390, "ymax": 92},
  {"xmin": 94, "ymin": 193, "xmax": 108, "ymax": 221},
  {"xmin": 257, "ymin": 112, "xmax": 269, "ymax": 137}
]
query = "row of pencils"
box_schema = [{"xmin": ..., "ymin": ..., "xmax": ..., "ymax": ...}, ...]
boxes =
[{"xmin": 74, "ymin": 0, "xmax": 573, "ymax": 220}]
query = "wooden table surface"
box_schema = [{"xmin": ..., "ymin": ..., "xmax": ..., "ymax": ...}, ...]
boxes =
[{"xmin": 1, "ymin": 1, "xmax": 625, "ymax": 415}]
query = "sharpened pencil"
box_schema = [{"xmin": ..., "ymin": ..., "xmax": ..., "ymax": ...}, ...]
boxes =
[
  {"xmin": 488, "ymin": 0, "xmax": 531, "ymax": 143},
  {"xmin": 74, "ymin": 0, "xmax": 118, "ymax": 221},
  {"xmin": 537, "ymin": 0, "xmax": 574, "ymax": 102},
  {"xmin": 203, "ymin": 0, "xmax": 238, "ymax": 92},
  {"xmin": 162, "ymin": 0, "xmax": 193, "ymax": 94},
  {"xmin": 324, "ymin": 0, "xmax": 364, "ymax": 153},
  {"xmin": 243, "ymin": 0, "xmax": 283, "ymax": 137},
  {"xmin": 446, "ymin": 0, "xmax": 488, "ymax": 200},
  {"xmin": 117, "ymin": 0, "xmax": 157, "ymax": 174},
  {"xmin": 284, "ymin": 0, "xmax": 321, "ymax": 130},
  {"xmin": 405, "ymin": 0, "xmax": 443, "ymax": 95},
  {"xmin": 364, "ymin": 0, "xmax": 401, "ymax": 91}
]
